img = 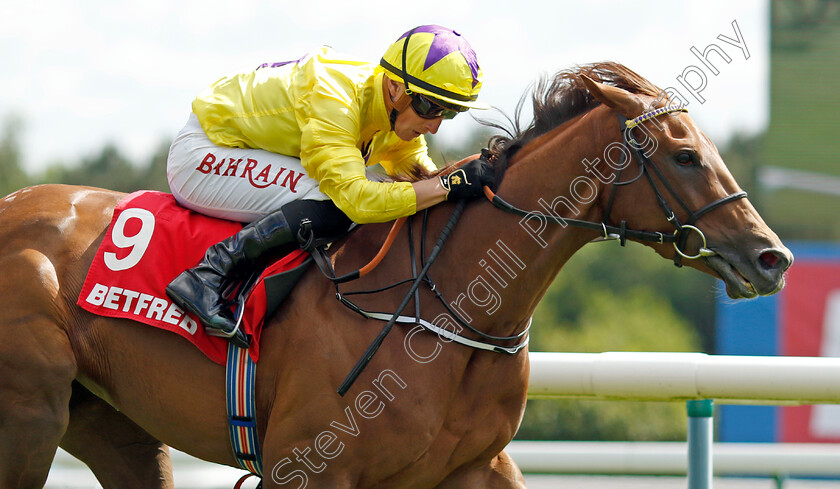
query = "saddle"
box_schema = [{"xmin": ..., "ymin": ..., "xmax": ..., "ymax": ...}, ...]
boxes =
[{"xmin": 77, "ymin": 190, "xmax": 312, "ymax": 364}]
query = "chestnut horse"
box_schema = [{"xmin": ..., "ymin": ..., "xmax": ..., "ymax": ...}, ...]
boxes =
[{"xmin": 0, "ymin": 63, "xmax": 791, "ymax": 488}]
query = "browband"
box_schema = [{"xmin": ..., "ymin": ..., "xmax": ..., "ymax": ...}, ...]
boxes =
[{"xmin": 625, "ymin": 105, "xmax": 687, "ymax": 129}]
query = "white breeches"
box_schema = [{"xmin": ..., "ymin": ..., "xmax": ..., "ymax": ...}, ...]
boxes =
[{"xmin": 166, "ymin": 113, "xmax": 329, "ymax": 223}]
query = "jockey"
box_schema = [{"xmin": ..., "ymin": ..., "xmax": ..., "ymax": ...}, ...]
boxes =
[{"xmin": 165, "ymin": 25, "xmax": 494, "ymax": 348}]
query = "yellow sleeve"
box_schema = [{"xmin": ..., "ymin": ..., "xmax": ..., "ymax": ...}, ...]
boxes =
[{"xmin": 297, "ymin": 84, "xmax": 418, "ymax": 224}]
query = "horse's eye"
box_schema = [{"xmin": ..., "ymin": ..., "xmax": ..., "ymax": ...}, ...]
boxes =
[{"xmin": 675, "ymin": 152, "xmax": 694, "ymax": 166}]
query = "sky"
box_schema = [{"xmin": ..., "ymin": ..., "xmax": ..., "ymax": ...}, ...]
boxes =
[{"xmin": 0, "ymin": 0, "xmax": 768, "ymax": 174}]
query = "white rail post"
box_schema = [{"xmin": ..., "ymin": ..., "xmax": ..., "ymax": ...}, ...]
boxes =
[{"xmin": 687, "ymin": 399, "xmax": 714, "ymax": 489}]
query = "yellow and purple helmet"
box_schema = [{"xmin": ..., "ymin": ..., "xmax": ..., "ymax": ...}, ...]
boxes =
[{"xmin": 379, "ymin": 25, "xmax": 489, "ymax": 111}]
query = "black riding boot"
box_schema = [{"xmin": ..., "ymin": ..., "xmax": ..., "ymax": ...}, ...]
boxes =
[{"xmin": 166, "ymin": 209, "xmax": 296, "ymax": 348}]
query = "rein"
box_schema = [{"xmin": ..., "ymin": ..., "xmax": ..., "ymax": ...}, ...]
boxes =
[
  {"xmin": 483, "ymin": 186, "xmax": 674, "ymax": 246},
  {"xmin": 334, "ymin": 199, "xmax": 465, "ymax": 395},
  {"xmin": 308, "ymin": 199, "xmax": 530, "ymax": 396}
]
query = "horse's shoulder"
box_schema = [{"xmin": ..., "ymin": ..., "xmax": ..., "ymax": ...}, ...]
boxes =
[{"xmin": 328, "ymin": 221, "xmax": 392, "ymax": 261}]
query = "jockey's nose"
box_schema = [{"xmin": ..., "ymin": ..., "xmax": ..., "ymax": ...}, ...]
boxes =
[{"xmin": 425, "ymin": 117, "xmax": 443, "ymax": 135}]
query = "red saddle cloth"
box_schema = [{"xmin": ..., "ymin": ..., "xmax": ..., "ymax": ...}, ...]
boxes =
[{"xmin": 77, "ymin": 190, "xmax": 309, "ymax": 365}]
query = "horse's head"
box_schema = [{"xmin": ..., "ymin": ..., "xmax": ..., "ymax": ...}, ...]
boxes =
[{"xmin": 579, "ymin": 73, "xmax": 792, "ymax": 299}]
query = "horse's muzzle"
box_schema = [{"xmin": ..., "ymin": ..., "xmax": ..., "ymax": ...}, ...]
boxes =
[{"xmin": 705, "ymin": 245, "xmax": 793, "ymax": 299}]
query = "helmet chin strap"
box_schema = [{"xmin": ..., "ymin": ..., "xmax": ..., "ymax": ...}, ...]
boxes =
[{"xmin": 387, "ymin": 83, "xmax": 413, "ymax": 131}]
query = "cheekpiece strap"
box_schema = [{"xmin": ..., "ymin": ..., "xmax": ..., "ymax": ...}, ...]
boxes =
[{"xmin": 625, "ymin": 105, "xmax": 688, "ymax": 129}]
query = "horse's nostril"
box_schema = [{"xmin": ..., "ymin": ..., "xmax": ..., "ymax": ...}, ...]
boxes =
[{"xmin": 759, "ymin": 250, "xmax": 785, "ymax": 270}]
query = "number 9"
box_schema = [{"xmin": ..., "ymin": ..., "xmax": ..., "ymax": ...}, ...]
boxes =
[{"xmin": 104, "ymin": 208, "xmax": 156, "ymax": 271}]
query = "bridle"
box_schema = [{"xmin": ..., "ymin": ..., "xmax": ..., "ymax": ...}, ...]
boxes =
[
  {"xmin": 486, "ymin": 105, "xmax": 748, "ymax": 267},
  {"xmin": 328, "ymin": 104, "xmax": 747, "ymax": 395}
]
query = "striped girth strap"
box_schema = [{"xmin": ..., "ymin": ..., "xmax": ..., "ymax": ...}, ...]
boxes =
[{"xmin": 225, "ymin": 343, "xmax": 263, "ymax": 477}]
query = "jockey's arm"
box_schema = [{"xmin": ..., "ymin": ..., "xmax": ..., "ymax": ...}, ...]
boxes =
[
  {"xmin": 411, "ymin": 178, "xmax": 448, "ymax": 211},
  {"xmin": 382, "ymin": 143, "xmax": 447, "ymax": 212}
]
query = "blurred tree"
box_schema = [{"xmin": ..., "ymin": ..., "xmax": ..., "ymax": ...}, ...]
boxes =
[
  {"xmin": 532, "ymin": 240, "xmax": 717, "ymax": 352},
  {"xmin": 773, "ymin": 0, "xmax": 840, "ymax": 30},
  {"xmin": 42, "ymin": 144, "xmax": 139, "ymax": 193},
  {"xmin": 136, "ymin": 140, "xmax": 173, "ymax": 192},
  {"xmin": 0, "ymin": 115, "xmax": 30, "ymax": 197},
  {"xmin": 515, "ymin": 242, "xmax": 703, "ymax": 441},
  {"xmin": 756, "ymin": 0, "xmax": 840, "ymax": 240}
]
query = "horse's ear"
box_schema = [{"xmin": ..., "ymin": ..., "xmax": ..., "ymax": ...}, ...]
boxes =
[{"xmin": 580, "ymin": 74, "xmax": 645, "ymax": 118}]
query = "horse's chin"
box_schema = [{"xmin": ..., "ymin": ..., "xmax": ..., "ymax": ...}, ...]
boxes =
[{"xmin": 704, "ymin": 253, "xmax": 785, "ymax": 299}]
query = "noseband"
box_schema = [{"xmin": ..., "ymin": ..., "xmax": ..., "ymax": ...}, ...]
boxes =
[{"xmin": 487, "ymin": 105, "xmax": 748, "ymax": 267}]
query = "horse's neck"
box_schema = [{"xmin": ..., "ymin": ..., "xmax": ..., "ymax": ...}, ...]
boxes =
[
  {"xmin": 428, "ymin": 109, "xmax": 614, "ymax": 333},
  {"xmin": 325, "ymin": 108, "xmax": 615, "ymax": 340}
]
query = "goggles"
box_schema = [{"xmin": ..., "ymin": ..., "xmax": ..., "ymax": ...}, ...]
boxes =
[{"xmin": 409, "ymin": 92, "xmax": 467, "ymax": 120}]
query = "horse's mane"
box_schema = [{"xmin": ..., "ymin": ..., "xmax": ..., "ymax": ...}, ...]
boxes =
[
  {"xmin": 485, "ymin": 61, "xmax": 662, "ymax": 162},
  {"xmin": 391, "ymin": 62, "xmax": 661, "ymax": 182}
]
